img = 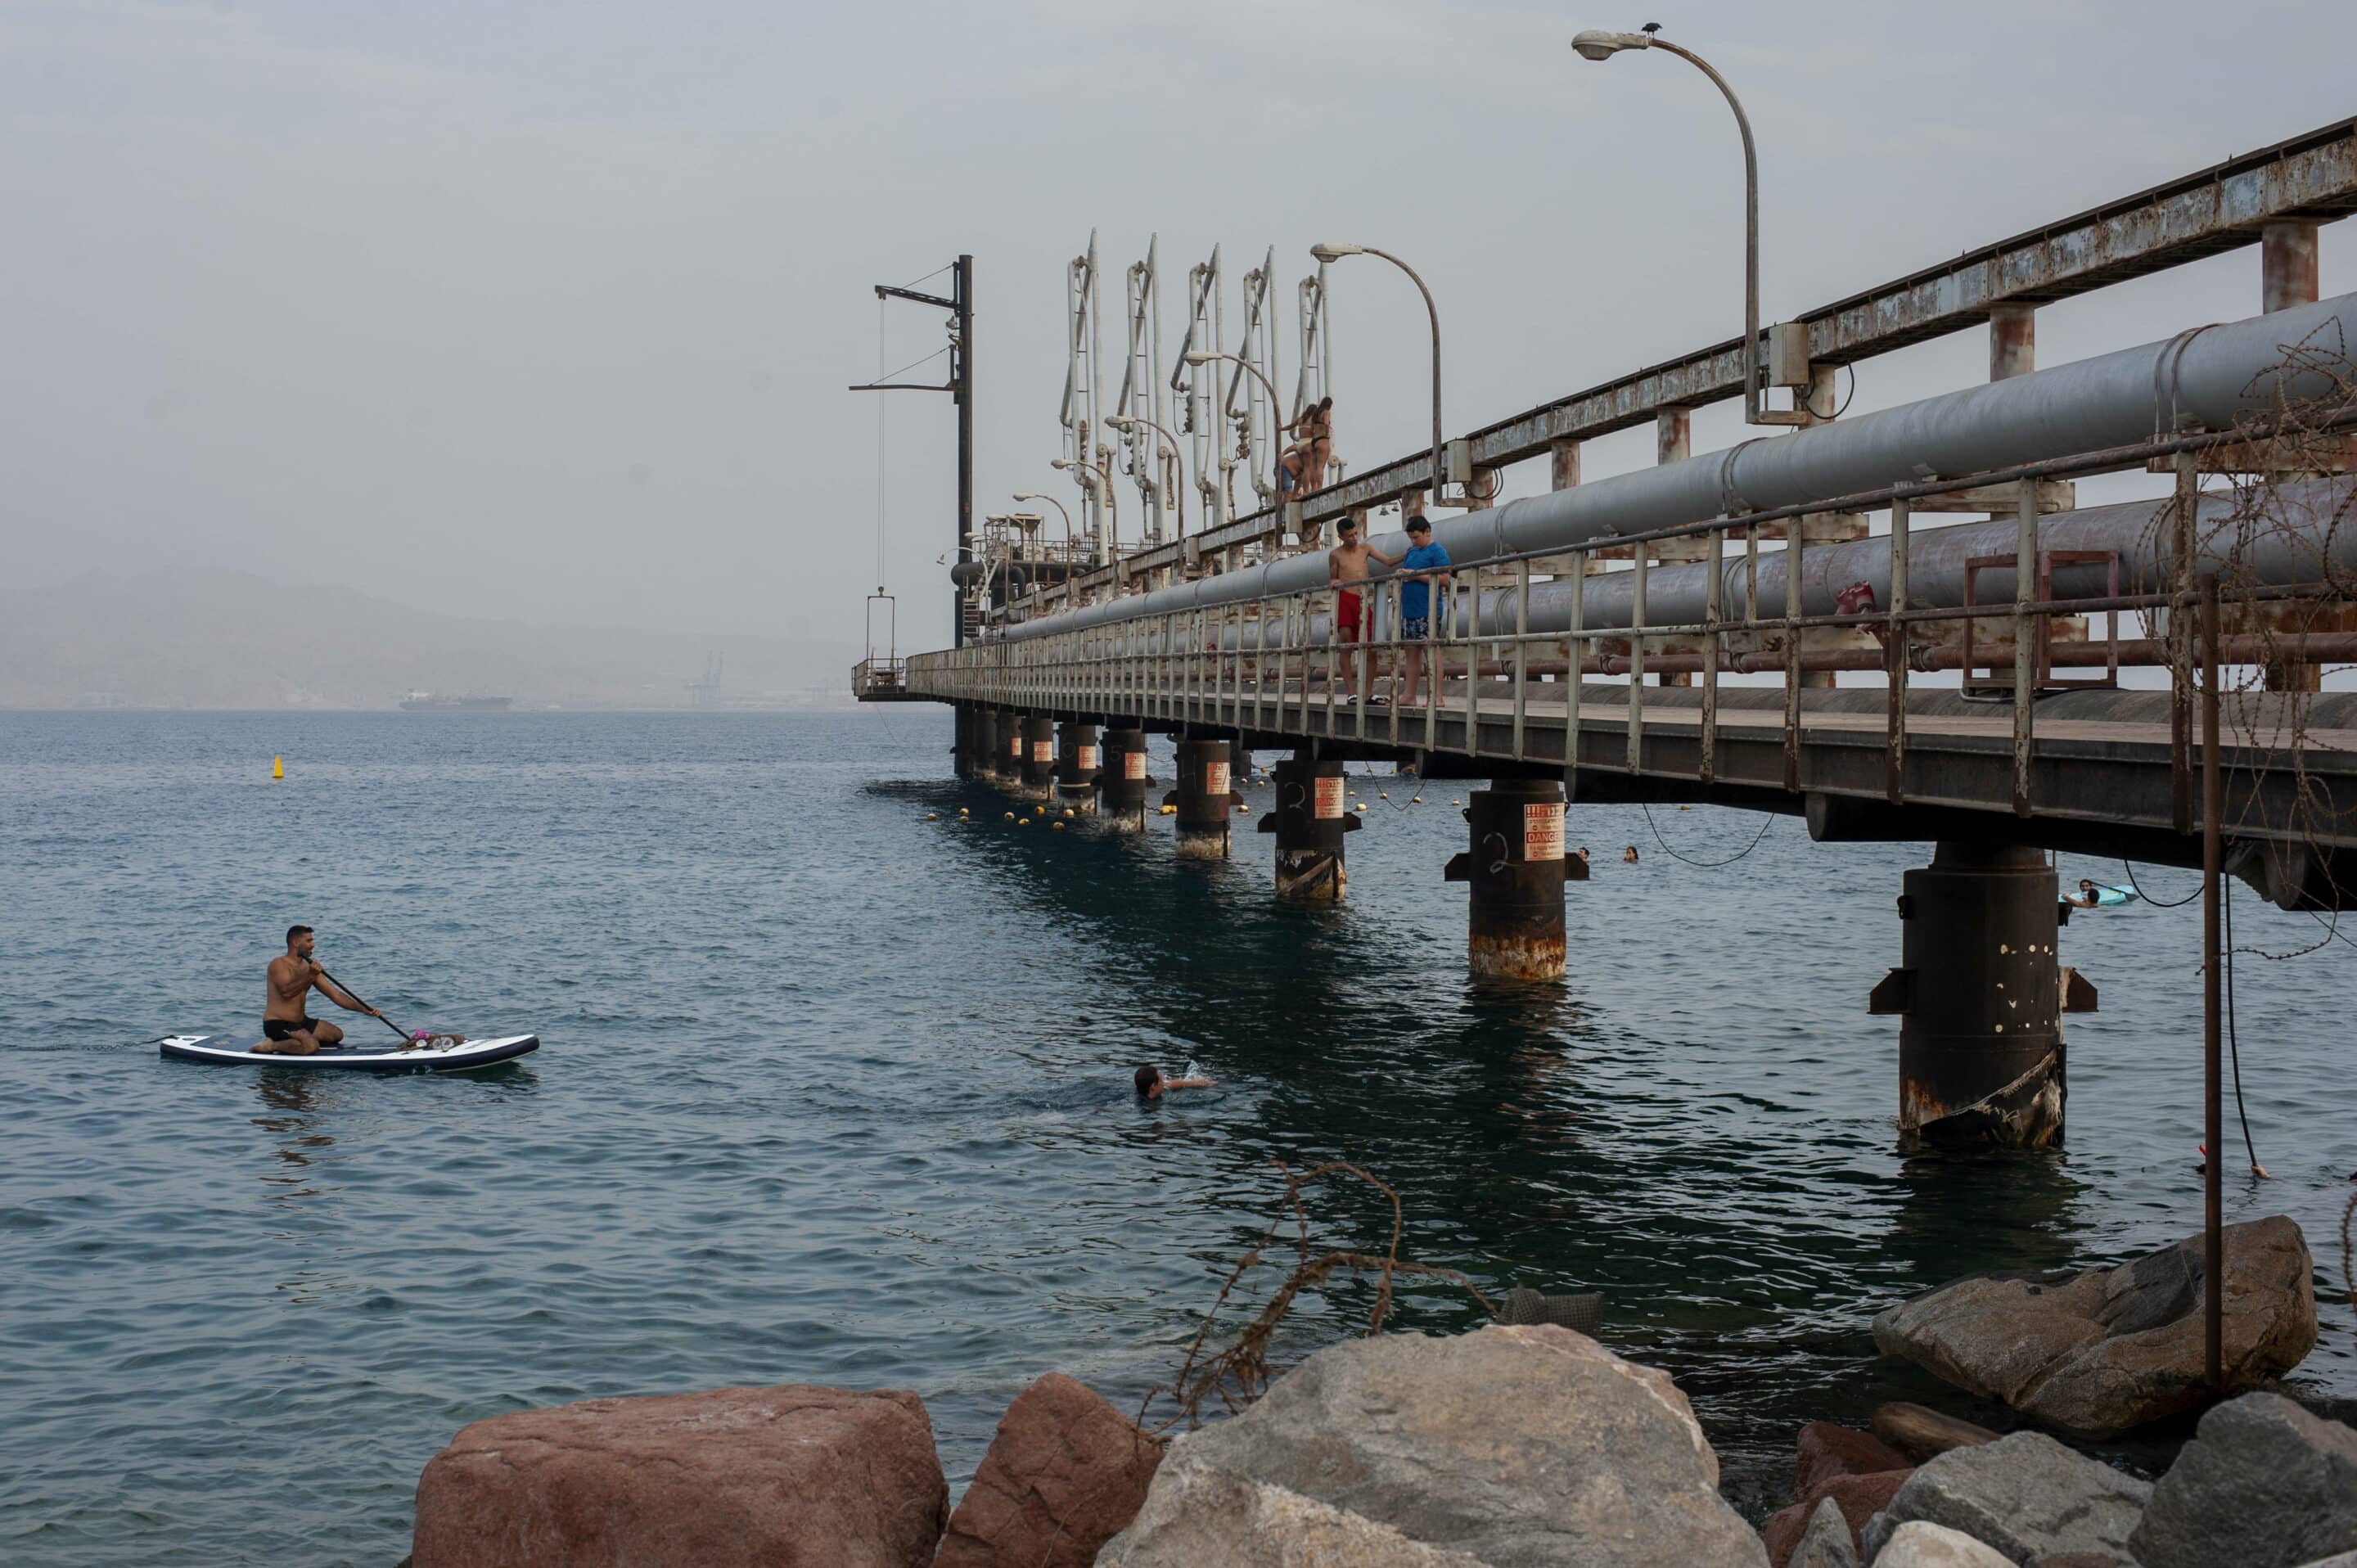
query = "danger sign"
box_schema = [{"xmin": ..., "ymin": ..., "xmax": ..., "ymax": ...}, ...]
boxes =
[
  {"xmin": 1314, "ymin": 775, "xmax": 1345, "ymax": 819},
  {"xmin": 1124, "ymin": 751, "xmax": 1147, "ymax": 781},
  {"xmin": 1032, "ymin": 741, "xmax": 1052, "ymax": 763},
  {"xmin": 1523, "ymin": 802, "xmax": 1565, "ymax": 861},
  {"xmin": 1205, "ymin": 761, "xmax": 1232, "ymax": 797},
  {"xmin": 1079, "ymin": 746, "xmax": 1100, "ymax": 770}
]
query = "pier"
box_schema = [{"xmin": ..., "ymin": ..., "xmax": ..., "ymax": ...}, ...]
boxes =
[{"xmin": 857, "ymin": 116, "xmax": 2357, "ymax": 1195}]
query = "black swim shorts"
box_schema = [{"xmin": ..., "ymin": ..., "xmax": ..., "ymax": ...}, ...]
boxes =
[{"xmin": 262, "ymin": 1018, "xmax": 318, "ymax": 1042}]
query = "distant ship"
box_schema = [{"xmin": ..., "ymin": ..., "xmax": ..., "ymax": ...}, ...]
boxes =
[{"xmin": 398, "ymin": 692, "xmax": 512, "ymax": 712}]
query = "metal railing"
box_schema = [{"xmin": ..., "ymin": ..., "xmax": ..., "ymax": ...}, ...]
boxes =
[{"xmin": 852, "ymin": 657, "xmax": 908, "ymax": 699}]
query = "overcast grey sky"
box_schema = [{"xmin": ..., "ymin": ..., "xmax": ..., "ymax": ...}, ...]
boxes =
[{"xmin": 5, "ymin": 0, "xmax": 2354, "ymax": 656}]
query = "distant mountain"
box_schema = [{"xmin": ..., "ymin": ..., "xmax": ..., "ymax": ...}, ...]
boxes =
[{"xmin": 0, "ymin": 569, "xmax": 864, "ymax": 710}]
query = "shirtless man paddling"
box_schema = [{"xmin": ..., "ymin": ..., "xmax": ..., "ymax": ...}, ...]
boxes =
[
  {"xmin": 259, "ymin": 924, "xmax": 379, "ymax": 1055},
  {"xmin": 1327, "ymin": 514, "xmax": 1399, "ymax": 704}
]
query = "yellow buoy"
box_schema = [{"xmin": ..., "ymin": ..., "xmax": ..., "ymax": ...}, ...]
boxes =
[
  {"xmin": 1004, "ymin": 812, "xmax": 1016, "ymax": 821},
  {"xmin": 1411, "ymin": 795, "xmax": 1423, "ymax": 804},
  {"xmin": 1052, "ymin": 821, "xmax": 1066, "ymax": 831},
  {"xmin": 959, "ymin": 808, "xmax": 970, "ymax": 817},
  {"xmin": 1063, "ymin": 809, "xmax": 1075, "ymax": 818},
  {"xmin": 1450, "ymin": 799, "xmax": 1461, "ymax": 806},
  {"xmin": 1378, "ymin": 792, "xmax": 1389, "ymax": 799},
  {"xmin": 272, "ymin": 756, "xmax": 284, "ymax": 780},
  {"xmin": 1237, "ymin": 803, "xmax": 1251, "ymax": 814},
  {"xmin": 1160, "ymin": 804, "xmax": 1177, "ymax": 815},
  {"xmin": 926, "ymin": 813, "xmax": 938, "ymax": 821}
]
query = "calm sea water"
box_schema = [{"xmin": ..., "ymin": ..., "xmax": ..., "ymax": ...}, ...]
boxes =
[{"xmin": 2, "ymin": 710, "xmax": 2351, "ymax": 1566}]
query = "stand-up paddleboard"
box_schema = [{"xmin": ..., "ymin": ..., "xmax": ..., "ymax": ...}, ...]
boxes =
[{"xmin": 158, "ymin": 1033, "xmax": 539, "ymax": 1074}]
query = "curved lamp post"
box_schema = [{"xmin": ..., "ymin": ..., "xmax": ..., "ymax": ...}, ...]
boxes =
[
  {"xmin": 1182, "ymin": 348, "xmax": 1291, "ymax": 499},
  {"xmin": 1572, "ymin": 29, "xmax": 1797, "ymax": 426},
  {"xmin": 1012, "ymin": 490, "xmax": 1077, "ymax": 611},
  {"xmin": 1309, "ymin": 242, "xmax": 1444, "ymax": 508},
  {"xmin": 1106, "ymin": 413, "xmax": 1188, "ymax": 545},
  {"xmin": 1050, "ymin": 457, "xmax": 1121, "ymax": 583}
]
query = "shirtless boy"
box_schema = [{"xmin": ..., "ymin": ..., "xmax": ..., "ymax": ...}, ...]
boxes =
[
  {"xmin": 259, "ymin": 924, "xmax": 380, "ymax": 1055},
  {"xmin": 1327, "ymin": 514, "xmax": 1399, "ymax": 703}
]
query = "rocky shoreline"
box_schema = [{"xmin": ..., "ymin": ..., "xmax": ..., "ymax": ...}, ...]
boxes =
[{"xmin": 397, "ymin": 1216, "xmax": 2353, "ymax": 1566}]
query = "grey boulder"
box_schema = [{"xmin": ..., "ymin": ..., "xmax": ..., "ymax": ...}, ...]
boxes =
[
  {"xmin": 1873, "ymin": 1431, "xmax": 2148, "ymax": 1567},
  {"xmin": 1872, "ymin": 1216, "xmax": 2317, "ymax": 1437},
  {"xmin": 1093, "ymin": 1324, "xmax": 1764, "ymax": 1568},
  {"xmin": 1791, "ymin": 1496, "xmax": 1859, "ymax": 1568},
  {"xmin": 2128, "ymin": 1392, "xmax": 2357, "ymax": 1568}
]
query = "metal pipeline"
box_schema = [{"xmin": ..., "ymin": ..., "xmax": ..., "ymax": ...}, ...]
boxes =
[
  {"xmin": 1070, "ymin": 476, "xmax": 2356, "ymax": 656},
  {"xmin": 1003, "ymin": 290, "xmax": 2357, "ymax": 645}
]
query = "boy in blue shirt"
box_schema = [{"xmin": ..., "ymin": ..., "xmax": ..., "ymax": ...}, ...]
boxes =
[{"xmin": 1396, "ymin": 515, "xmax": 1452, "ymax": 707}]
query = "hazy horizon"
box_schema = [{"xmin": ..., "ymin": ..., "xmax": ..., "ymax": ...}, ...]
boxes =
[{"xmin": 6, "ymin": 1, "xmax": 2356, "ymax": 674}]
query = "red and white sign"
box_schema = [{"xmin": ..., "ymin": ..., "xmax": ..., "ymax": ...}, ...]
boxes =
[
  {"xmin": 1032, "ymin": 741, "xmax": 1052, "ymax": 763},
  {"xmin": 1124, "ymin": 750, "xmax": 1147, "ymax": 781},
  {"xmin": 1314, "ymin": 775, "xmax": 1345, "ymax": 819},
  {"xmin": 1009, "ymin": 735, "xmax": 1024, "ymax": 757},
  {"xmin": 1205, "ymin": 760, "xmax": 1232, "ymax": 797},
  {"xmin": 1522, "ymin": 801, "xmax": 1565, "ymax": 861},
  {"xmin": 1079, "ymin": 746, "xmax": 1101, "ymax": 771}
]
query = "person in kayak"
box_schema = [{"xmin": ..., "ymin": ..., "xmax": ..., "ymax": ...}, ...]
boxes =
[
  {"xmin": 258, "ymin": 925, "xmax": 379, "ymax": 1055},
  {"xmin": 1135, "ymin": 1064, "xmax": 1215, "ymax": 1099}
]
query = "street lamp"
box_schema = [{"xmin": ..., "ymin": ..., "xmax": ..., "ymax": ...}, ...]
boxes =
[
  {"xmin": 1107, "ymin": 414, "xmax": 1188, "ymax": 544},
  {"xmin": 1572, "ymin": 28, "xmax": 1798, "ymax": 426},
  {"xmin": 1182, "ymin": 349, "xmax": 1292, "ymax": 499},
  {"xmin": 1051, "ymin": 457, "xmax": 1121, "ymax": 582},
  {"xmin": 1012, "ymin": 491, "xmax": 1075, "ymax": 556},
  {"xmin": 1309, "ymin": 242, "xmax": 1444, "ymax": 507}
]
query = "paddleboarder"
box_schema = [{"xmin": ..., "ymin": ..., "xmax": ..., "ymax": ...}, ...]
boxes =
[{"xmin": 259, "ymin": 925, "xmax": 380, "ymax": 1055}]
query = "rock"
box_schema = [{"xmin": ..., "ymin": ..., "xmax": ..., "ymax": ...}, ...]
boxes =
[
  {"xmin": 411, "ymin": 1384, "xmax": 945, "ymax": 1568},
  {"xmin": 1797, "ymin": 1422, "xmax": 1911, "ymax": 1498},
  {"xmin": 2127, "ymin": 1391, "xmax": 2357, "ymax": 1568},
  {"xmin": 1873, "ymin": 1521, "xmax": 2014, "ymax": 1568},
  {"xmin": 1872, "ymin": 1216, "xmax": 2318, "ymax": 1437},
  {"xmin": 933, "ymin": 1372, "xmax": 1161, "ymax": 1568},
  {"xmin": 1875, "ymin": 1431, "xmax": 2148, "ymax": 1567},
  {"xmin": 1763, "ymin": 1471, "xmax": 1910, "ymax": 1568},
  {"xmin": 1789, "ymin": 1497, "xmax": 1858, "ymax": 1568},
  {"xmin": 1095, "ymin": 1324, "xmax": 1765, "ymax": 1568},
  {"xmin": 1870, "ymin": 1404, "xmax": 2001, "ymax": 1462}
]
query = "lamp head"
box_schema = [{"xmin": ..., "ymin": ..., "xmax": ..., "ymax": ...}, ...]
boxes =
[
  {"xmin": 1309, "ymin": 242, "xmax": 1363, "ymax": 263},
  {"xmin": 1107, "ymin": 414, "xmax": 1135, "ymax": 430},
  {"xmin": 1182, "ymin": 349, "xmax": 1214, "ymax": 367},
  {"xmin": 1050, "ymin": 457, "xmax": 1075, "ymax": 471},
  {"xmin": 1571, "ymin": 28, "xmax": 1652, "ymax": 60}
]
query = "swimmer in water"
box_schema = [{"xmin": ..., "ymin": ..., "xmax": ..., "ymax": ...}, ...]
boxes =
[
  {"xmin": 1623, "ymin": 845, "xmax": 1640, "ymax": 863},
  {"xmin": 2064, "ymin": 878, "xmax": 2104, "ymax": 908},
  {"xmin": 1135, "ymin": 1064, "xmax": 1215, "ymax": 1099}
]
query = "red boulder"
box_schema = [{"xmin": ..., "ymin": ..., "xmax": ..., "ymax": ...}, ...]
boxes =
[
  {"xmin": 412, "ymin": 1384, "xmax": 946, "ymax": 1568},
  {"xmin": 1794, "ymin": 1421, "xmax": 1910, "ymax": 1498},
  {"xmin": 935, "ymin": 1372, "xmax": 1162, "ymax": 1568},
  {"xmin": 1761, "ymin": 1467, "xmax": 1913, "ymax": 1568}
]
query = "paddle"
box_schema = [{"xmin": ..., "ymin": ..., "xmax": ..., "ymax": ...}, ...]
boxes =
[{"xmin": 311, "ymin": 963, "xmax": 421, "ymax": 1045}]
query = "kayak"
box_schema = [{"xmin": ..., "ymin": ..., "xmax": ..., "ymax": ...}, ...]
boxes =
[{"xmin": 157, "ymin": 1032, "xmax": 539, "ymax": 1074}]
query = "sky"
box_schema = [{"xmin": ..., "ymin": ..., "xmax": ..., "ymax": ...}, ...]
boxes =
[{"xmin": 4, "ymin": 0, "xmax": 2355, "ymax": 660}]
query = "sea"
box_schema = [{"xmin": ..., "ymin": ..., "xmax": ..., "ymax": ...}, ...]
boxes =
[{"xmin": 2, "ymin": 709, "xmax": 2351, "ymax": 1566}]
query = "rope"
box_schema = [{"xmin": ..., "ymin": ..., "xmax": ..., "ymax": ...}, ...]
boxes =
[
  {"xmin": 2120, "ymin": 859, "xmax": 2203, "ymax": 908},
  {"xmin": 872, "ymin": 342, "xmax": 950, "ymax": 385},
  {"xmin": 877, "ymin": 299, "xmax": 888, "ymax": 591},
  {"xmin": 1638, "ymin": 801, "xmax": 1774, "ymax": 868},
  {"xmin": 2224, "ymin": 877, "xmax": 2267, "ymax": 1177}
]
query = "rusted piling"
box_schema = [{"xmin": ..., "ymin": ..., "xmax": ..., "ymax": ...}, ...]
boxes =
[
  {"xmin": 1097, "ymin": 727, "xmax": 1151, "ymax": 829},
  {"xmin": 971, "ymin": 709, "xmax": 1003, "ymax": 784},
  {"xmin": 1021, "ymin": 714, "xmax": 1056, "ymax": 800},
  {"xmin": 1054, "ymin": 721, "xmax": 1100, "ymax": 812},
  {"xmin": 1260, "ymin": 752, "xmax": 1358, "ymax": 900},
  {"xmin": 1166, "ymin": 737, "xmax": 1237, "ymax": 859},
  {"xmin": 1870, "ymin": 842, "xmax": 2095, "ymax": 1147},
  {"xmin": 1445, "ymin": 779, "xmax": 1570, "ymax": 980}
]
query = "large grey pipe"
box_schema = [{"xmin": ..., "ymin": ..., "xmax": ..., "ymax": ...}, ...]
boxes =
[
  {"xmin": 1004, "ymin": 289, "xmax": 2357, "ymax": 644},
  {"xmin": 1080, "ymin": 477, "xmax": 2357, "ymax": 656}
]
